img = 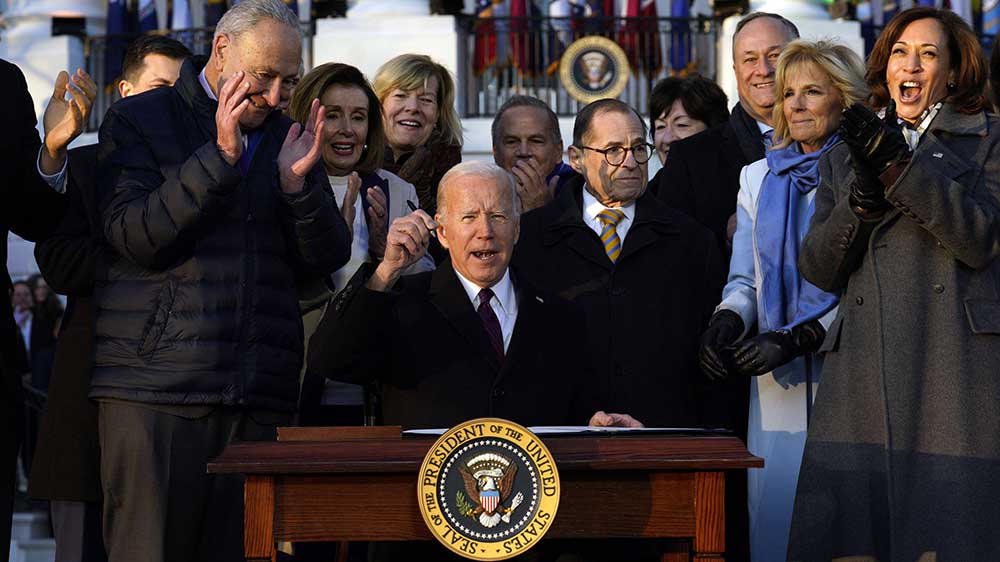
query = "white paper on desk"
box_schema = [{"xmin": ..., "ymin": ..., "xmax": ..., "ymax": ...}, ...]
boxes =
[{"xmin": 402, "ymin": 426, "xmax": 709, "ymax": 436}]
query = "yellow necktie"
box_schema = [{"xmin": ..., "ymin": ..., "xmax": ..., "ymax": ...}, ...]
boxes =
[{"xmin": 597, "ymin": 208, "xmax": 626, "ymax": 263}]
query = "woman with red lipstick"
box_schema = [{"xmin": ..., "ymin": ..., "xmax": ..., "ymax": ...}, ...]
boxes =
[
  {"xmin": 788, "ymin": 8, "xmax": 1000, "ymax": 561},
  {"xmin": 288, "ymin": 62, "xmax": 434, "ymax": 421},
  {"xmin": 372, "ymin": 54, "xmax": 463, "ymax": 220}
]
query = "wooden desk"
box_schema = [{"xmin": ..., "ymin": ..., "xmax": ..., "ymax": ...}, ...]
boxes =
[{"xmin": 209, "ymin": 432, "xmax": 761, "ymax": 562}]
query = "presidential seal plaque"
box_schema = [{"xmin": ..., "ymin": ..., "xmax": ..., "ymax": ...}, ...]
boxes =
[
  {"xmin": 418, "ymin": 418, "xmax": 560, "ymax": 560},
  {"xmin": 559, "ymin": 36, "xmax": 630, "ymax": 104}
]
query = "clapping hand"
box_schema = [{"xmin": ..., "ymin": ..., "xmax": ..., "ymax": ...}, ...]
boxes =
[
  {"xmin": 41, "ymin": 68, "xmax": 97, "ymax": 174},
  {"xmin": 840, "ymin": 101, "xmax": 909, "ymax": 173},
  {"xmin": 339, "ymin": 172, "xmax": 362, "ymax": 242},
  {"xmin": 278, "ymin": 97, "xmax": 325, "ymax": 194},
  {"xmin": 366, "ymin": 185, "xmax": 389, "ymax": 259}
]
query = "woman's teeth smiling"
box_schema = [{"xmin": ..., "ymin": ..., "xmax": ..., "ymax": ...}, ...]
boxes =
[
  {"xmin": 330, "ymin": 143, "xmax": 354, "ymax": 155},
  {"xmin": 900, "ymin": 81, "xmax": 922, "ymax": 102},
  {"xmin": 399, "ymin": 120, "xmax": 422, "ymax": 129}
]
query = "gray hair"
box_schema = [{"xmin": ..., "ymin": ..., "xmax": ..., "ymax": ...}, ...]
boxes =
[
  {"xmin": 214, "ymin": 0, "xmax": 299, "ymax": 42},
  {"xmin": 437, "ymin": 161, "xmax": 521, "ymax": 218}
]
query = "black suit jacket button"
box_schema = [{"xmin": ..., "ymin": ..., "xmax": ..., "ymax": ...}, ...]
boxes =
[
  {"xmin": 933, "ymin": 284, "xmax": 945, "ymax": 294},
  {"xmin": 856, "ymin": 296, "xmax": 864, "ymax": 305},
  {"xmin": 492, "ymin": 388, "xmax": 505, "ymax": 398}
]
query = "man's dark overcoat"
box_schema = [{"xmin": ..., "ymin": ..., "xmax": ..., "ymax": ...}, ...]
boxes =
[
  {"xmin": 0, "ymin": 58, "xmax": 66, "ymax": 562},
  {"xmin": 512, "ymin": 177, "xmax": 724, "ymax": 428},
  {"xmin": 29, "ymin": 144, "xmax": 103, "ymax": 502}
]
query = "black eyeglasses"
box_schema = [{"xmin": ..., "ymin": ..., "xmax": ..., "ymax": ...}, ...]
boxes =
[{"xmin": 577, "ymin": 143, "xmax": 655, "ymax": 166}]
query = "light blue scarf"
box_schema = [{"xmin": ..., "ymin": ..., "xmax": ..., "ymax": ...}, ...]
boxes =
[{"xmin": 756, "ymin": 135, "xmax": 841, "ymax": 332}]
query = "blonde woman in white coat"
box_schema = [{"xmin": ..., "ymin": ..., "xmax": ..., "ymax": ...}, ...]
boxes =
[{"xmin": 697, "ymin": 40, "xmax": 867, "ymax": 562}]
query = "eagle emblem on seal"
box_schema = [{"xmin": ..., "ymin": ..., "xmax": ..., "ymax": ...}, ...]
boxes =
[{"xmin": 458, "ymin": 453, "xmax": 524, "ymax": 528}]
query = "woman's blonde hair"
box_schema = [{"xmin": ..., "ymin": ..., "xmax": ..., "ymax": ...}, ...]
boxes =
[
  {"xmin": 771, "ymin": 39, "xmax": 868, "ymax": 150},
  {"xmin": 372, "ymin": 53, "xmax": 463, "ymax": 148}
]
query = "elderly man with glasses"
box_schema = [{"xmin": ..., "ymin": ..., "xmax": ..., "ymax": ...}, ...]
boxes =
[{"xmin": 513, "ymin": 99, "xmax": 726, "ymax": 435}]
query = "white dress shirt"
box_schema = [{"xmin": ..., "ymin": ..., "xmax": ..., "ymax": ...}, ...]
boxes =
[
  {"xmin": 454, "ymin": 268, "xmax": 518, "ymax": 353},
  {"xmin": 582, "ymin": 186, "xmax": 636, "ymax": 243}
]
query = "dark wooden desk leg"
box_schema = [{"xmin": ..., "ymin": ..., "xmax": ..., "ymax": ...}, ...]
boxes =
[
  {"xmin": 661, "ymin": 540, "xmax": 691, "ymax": 562},
  {"xmin": 245, "ymin": 475, "xmax": 277, "ymax": 562},
  {"xmin": 694, "ymin": 472, "xmax": 725, "ymax": 562}
]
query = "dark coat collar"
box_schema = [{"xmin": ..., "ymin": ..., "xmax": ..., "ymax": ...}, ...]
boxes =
[
  {"xmin": 541, "ymin": 175, "xmax": 680, "ymax": 269},
  {"xmin": 729, "ymin": 102, "xmax": 767, "ymax": 164}
]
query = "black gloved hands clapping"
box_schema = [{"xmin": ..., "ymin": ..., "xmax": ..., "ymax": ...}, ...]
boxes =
[
  {"xmin": 698, "ymin": 310, "xmax": 745, "ymax": 382},
  {"xmin": 840, "ymin": 101, "xmax": 910, "ymax": 212},
  {"xmin": 840, "ymin": 100, "xmax": 909, "ymax": 172}
]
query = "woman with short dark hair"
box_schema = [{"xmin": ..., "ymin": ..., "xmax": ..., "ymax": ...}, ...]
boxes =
[
  {"xmin": 646, "ymin": 75, "xmax": 729, "ymax": 200},
  {"xmin": 647, "ymin": 74, "xmax": 729, "ymax": 165},
  {"xmin": 788, "ymin": 8, "xmax": 1000, "ymax": 561}
]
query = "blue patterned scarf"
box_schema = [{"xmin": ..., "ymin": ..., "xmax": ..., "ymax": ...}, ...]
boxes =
[{"xmin": 756, "ymin": 135, "xmax": 841, "ymax": 332}]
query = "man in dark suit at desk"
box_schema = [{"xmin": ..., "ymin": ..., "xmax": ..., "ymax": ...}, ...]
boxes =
[{"xmin": 309, "ymin": 161, "xmax": 637, "ymax": 430}]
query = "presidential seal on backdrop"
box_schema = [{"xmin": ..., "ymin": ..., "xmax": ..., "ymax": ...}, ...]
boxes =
[
  {"xmin": 418, "ymin": 418, "xmax": 560, "ymax": 560},
  {"xmin": 559, "ymin": 36, "xmax": 630, "ymax": 104}
]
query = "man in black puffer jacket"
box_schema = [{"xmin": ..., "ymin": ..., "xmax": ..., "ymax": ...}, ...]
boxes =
[{"xmin": 91, "ymin": 2, "xmax": 350, "ymax": 561}]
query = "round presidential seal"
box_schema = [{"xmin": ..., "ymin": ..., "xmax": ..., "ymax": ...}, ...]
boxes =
[
  {"xmin": 418, "ymin": 418, "xmax": 560, "ymax": 560},
  {"xmin": 559, "ymin": 36, "xmax": 630, "ymax": 104}
]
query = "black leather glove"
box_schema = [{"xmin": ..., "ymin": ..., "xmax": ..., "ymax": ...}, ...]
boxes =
[
  {"xmin": 728, "ymin": 320, "xmax": 826, "ymax": 377},
  {"xmin": 840, "ymin": 101, "xmax": 909, "ymax": 212},
  {"xmin": 839, "ymin": 100, "xmax": 909, "ymax": 173},
  {"xmin": 698, "ymin": 310, "xmax": 745, "ymax": 382}
]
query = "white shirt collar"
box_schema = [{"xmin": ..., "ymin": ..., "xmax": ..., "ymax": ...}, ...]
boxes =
[
  {"xmin": 453, "ymin": 268, "xmax": 516, "ymax": 317},
  {"xmin": 198, "ymin": 68, "xmax": 218, "ymax": 101},
  {"xmin": 582, "ymin": 186, "xmax": 635, "ymax": 224},
  {"xmin": 756, "ymin": 120, "xmax": 773, "ymax": 136}
]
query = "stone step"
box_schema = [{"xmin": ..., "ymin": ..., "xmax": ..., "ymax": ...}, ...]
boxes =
[
  {"xmin": 8, "ymin": 537, "xmax": 56, "ymax": 562},
  {"xmin": 10, "ymin": 512, "xmax": 50, "ymax": 541}
]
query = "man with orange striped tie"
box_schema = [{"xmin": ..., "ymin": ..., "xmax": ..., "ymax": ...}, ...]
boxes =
[{"xmin": 513, "ymin": 99, "xmax": 727, "ymax": 432}]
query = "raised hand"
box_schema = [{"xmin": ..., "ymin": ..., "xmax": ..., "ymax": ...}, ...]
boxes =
[
  {"xmin": 839, "ymin": 101, "xmax": 908, "ymax": 173},
  {"xmin": 41, "ymin": 68, "xmax": 98, "ymax": 174},
  {"xmin": 510, "ymin": 158, "xmax": 557, "ymax": 211},
  {"xmin": 339, "ymin": 172, "xmax": 362, "ymax": 242},
  {"xmin": 368, "ymin": 210, "xmax": 437, "ymax": 291},
  {"xmin": 366, "ymin": 185, "xmax": 389, "ymax": 259},
  {"xmin": 278, "ymin": 98, "xmax": 325, "ymax": 194},
  {"xmin": 216, "ymin": 71, "xmax": 250, "ymax": 166}
]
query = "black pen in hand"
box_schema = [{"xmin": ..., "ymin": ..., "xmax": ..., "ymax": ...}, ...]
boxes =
[{"xmin": 406, "ymin": 200, "xmax": 437, "ymax": 238}]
